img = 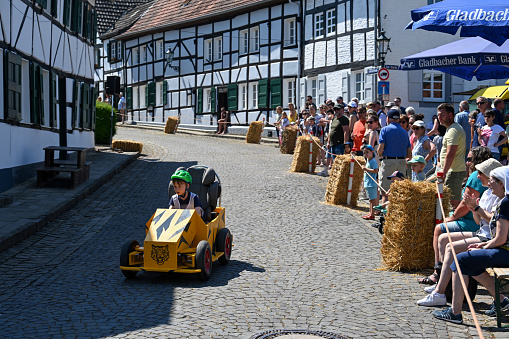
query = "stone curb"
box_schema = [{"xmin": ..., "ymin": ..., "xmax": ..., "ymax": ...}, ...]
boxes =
[{"xmin": 0, "ymin": 152, "xmax": 139, "ymax": 253}]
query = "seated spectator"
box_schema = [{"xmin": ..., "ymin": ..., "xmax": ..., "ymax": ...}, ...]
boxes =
[
  {"xmin": 433, "ymin": 166, "xmax": 509, "ymax": 324},
  {"xmin": 417, "ymin": 158, "xmax": 502, "ymax": 307},
  {"xmin": 418, "ymin": 146, "xmax": 492, "ymax": 285},
  {"xmin": 288, "ymin": 103, "xmax": 298, "ymax": 124},
  {"xmin": 408, "ymin": 155, "xmax": 426, "ymax": 182},
  {"xmin": 217, "ymin": 107, "xmax": 229, "ymax": 134}
]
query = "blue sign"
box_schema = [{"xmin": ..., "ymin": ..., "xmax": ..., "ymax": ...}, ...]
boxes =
[
  {"xmin": 384, "ymin": 65, "xmax": 400, "ymax": 70},
  {"xmin": 378, "ymin": 81, "xmax": 390, "ymax": 95},
  {"xmin": 367, "ymin": 68, "xmax": 379, "ymax": 75}
]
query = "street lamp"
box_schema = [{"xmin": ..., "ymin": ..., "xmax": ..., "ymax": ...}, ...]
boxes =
[
  {"xmin": 165, "ymin": 47, "xmax": 179, "ymax": 72},
  {"xmin": 376, "ymin": 29, "xmax": 391, "ymax": 67}
]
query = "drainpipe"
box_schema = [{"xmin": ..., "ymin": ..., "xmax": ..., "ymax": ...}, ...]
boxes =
[
  {"xmin": 289, "ymin": 0, "xmax": 301, "ymax": 110},
  {"xmin": 374, "ymin": 0, "xmax": 379, "ymax": 102}
]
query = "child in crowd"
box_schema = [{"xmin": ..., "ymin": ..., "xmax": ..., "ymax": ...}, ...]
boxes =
[
  {"xmin": 344, "ymin": 142, "xmax": 353, "ymax": 155},
  {"xmin": 275, "ymin": 111, "xmax": 290, "ymax": 146},
  {"xmin": 377, "ymin": 171, "xmax": 405, "ymax": 209},
  {"xmin": 408, "ymin": 155, "xmax": 426, "ymax": 182},
  {"xmin": 169, "ymin": 170, "xmax": 203, "ymax": 217},
  {"xmin": 361, "ymin": 145, "xmax": 379, "ymax": 220}
]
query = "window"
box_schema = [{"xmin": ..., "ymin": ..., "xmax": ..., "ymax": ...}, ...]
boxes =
[
  {"xmin": 240, "ymin": 29, "xmax": 249, "ymax": 55},
  {"xmin": 111, "ymin": 42, "xmax": 116, "ymax": 61},
  {"xmin": 311, "ymin": 78, "xmax": 317, "ymax": 103},
  {"xmin": 355, "ymin": 73, "xmax": 364, "ymax": 102},
  {"xmin": 117, "ymin": 41, "xmax": 122, "ymax": 60},
  {"xmin": 287, "ymin": 79, "xmax": 296, "ymax": 106},
  {"xmin": 156, "ymin": 40, "xmax": 164, "ymax": 60},
  {"xmin": 326, "ymin": 9, "xmax": 336, "ymax": 36},
  {"xmin": 252, "ymin": 83, "xmax": 258, "ymax": 108},
  {"xmin": 94, "ymin": 48, "xmax": 100, "ymax": 68},
  {"xmin": 284, "ymin": 19, "xmax": 296, "ymax": 46},
  {"xmin": 250, "ymin": 27, "xmax": 259, "ymax": 52},
  {"xmin": 214, "ymin": 37, "xmax": 223, "ymax": 60},
  {"xmin": 134, "ymin": 86, "xmax": 139, "ymax": 108},
  {"xmin": 133, "ymin": 48, "xmax": 139, "ymax": 64},
  {"xmin": 141, "ymin": 46, "xmax": 147, "ymax": 63},
  {"xmin": 204, "ymin": 88, "xmax": 211, "ymax": 112},
  {"xmin": 204, "ymin": 39, "xmax": 213, "ymax": 62},
  {"xmin": 5, "ymin": 52, "xmax": 22, "ymax": 122},
  {"xmin": 314, "ymin": 13, "xmax": 324, "ymax": 38},
  {"xmin": 239, "ymin": 84, "xmax": 247, "ymax": 110},
  {"xmin": 422, "ymin": 71, "xmax": 444, "ymax": 101}
]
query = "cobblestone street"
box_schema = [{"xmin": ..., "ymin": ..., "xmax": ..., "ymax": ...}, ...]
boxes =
[{"xmin": 0, "ymin": 127, "xmax": 505, "ymax": 338}]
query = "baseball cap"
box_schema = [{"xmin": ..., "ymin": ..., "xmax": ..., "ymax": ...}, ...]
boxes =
[
  {"xmin": 385, "ymin": 102, "xmax": 394, "ymax": 107},
  {"xmin": 362, "ymin": 144, "xmax": 374, "ymax": 151},
  {"xmin": 344, "ymin": 142, "xmax": 353, "ymax": 147},
  {"xmin": 348, "ymin": 101, "xmax": 358, "ymax": 108},
  {"xmin": 412, "ymin": 120, "xmax": 426, "ymax": 128},
  {"xmin": 334, "ymin": 104, "xmax": 344, "ymax": 110},
  {"xmin": 387, "ymin": 171, "xmax": 405, "ymax": 180},
  {"xmin": 387, "ymin": 109, "xmax": 401, "ymax": 120},
  {"xmin": 407, "ymin": 155, "xmax": 426, "ymax": 164},
  {"xmin": 336, "ymin": 96, "xmax": 343, "ymax": 101}
]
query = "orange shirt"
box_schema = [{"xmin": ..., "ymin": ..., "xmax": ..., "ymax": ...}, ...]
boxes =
[{"xmin": 352, "ymin": 119, "xmax": 366, "ymax": 151}]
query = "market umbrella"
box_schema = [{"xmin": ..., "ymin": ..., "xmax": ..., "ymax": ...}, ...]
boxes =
[
  {"xmin": 399, "ymin": 37, "xmax": 509, "ymax": 81},
  {"xmin": 406, "ymin": 0, "xmax": 509, "ymax": 46}
]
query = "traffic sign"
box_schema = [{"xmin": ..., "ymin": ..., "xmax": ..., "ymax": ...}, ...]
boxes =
[
  {"xmin": 378, "ymin": 81, "xmax": 390, "ymax": 96},
  {"xmin": 367, "ymin": 68, "xmax": 379, "ymax": 75},
  {"xmin": 378, "ymin": 68, "xmax": 390, "ymax": 81},
  {"xmin": 384, "ymin": 65, "xmax": 400, "ymax": 70},
  {"xmin": 382, "ymin": 94, "xmax": 390, "ymax": 101}
]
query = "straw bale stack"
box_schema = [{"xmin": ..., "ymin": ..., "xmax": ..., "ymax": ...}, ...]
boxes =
[
  {"xmin": 246, "ymin": 121, "xmax": 264, "ymax": 143},
  {"xmin": 324, "ymin": 155, "xmax": 365, "ymax": 207},
  {"xmin": 290, "ymin": 135, "xmax": 322, "ymax": 172},
  {"xmin": 280, "ymin": 125, "xmax": 299, "ymax": 154},
  {"xmin": 112, "ymin": 140, "xmax": 143, "ymax": 153},
  {"xmin": 164, "ymin": 116, "xmax": 179, "ymax": 134},
  {"xmin": 380, "ymin": 180, "xmax": 451, "ymax": 271}
]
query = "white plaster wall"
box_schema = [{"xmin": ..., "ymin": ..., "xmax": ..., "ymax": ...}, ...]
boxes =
[
  {"xmin": 314, "ymin": 41, "xmax": 326, "ymax": 68},
  {"xmin": 337, "ymin": 36, "xmax": 350, "ymax": 64},
  {"xmin": 251, "ymin": 8, "xmax": 269, "ymax": 23}
]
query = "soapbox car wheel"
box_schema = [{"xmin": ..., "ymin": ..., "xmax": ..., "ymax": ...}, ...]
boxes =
[
  {"xmin": 196, "ymin": 241, "xmax": 212, "ymax": 281},
  {"xmin": 216, "ymin": 228, "xmax": 232, "ymax": 265},
  {"xmin": 120, "ymin": 239, "xmax": 139, "ymax": 279}
]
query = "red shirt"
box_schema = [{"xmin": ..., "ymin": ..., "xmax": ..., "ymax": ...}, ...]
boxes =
[{"xmin": 352, "ymin": 119, "xmax": 366, "ymax": 151}]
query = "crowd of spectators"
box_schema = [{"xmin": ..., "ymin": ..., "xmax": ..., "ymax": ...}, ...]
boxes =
[{"xmin": 272, "ymin": 95, "xmax": 509, "ymax": 325}]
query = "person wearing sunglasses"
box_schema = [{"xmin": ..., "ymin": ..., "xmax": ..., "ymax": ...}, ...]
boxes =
[
  {"xmin": 472, "ymin": 96, "xmax": 489, "ymax": 148},
  {"xmin": 477, "ymin": 110, "xmax": 508, "ymax": 161}
]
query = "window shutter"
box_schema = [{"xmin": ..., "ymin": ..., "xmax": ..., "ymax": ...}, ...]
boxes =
[
  {"xmin": 84, "ymin": 83, "xmax": 91, "ymax": 129},
  {"xmin": 92, "ymin": 10, "xmax": 97, "ymax": 41},
  {"xmin": 258, "ymin": 79, "xmax": 268, "ymax": 108},
  {"xmin": 210, "ymin": 86, "xmax": 216, "ymax": 113},
  {"xmin": 227, "ymin": 84, "xmax": 238, "ymax": 110},
  {"xmin": 76, "ymin": 0, "xmax": 83, "ymax": 34},
  {"xmin": 408, "ymin": 70, "xmax": 423, "ymax": 102},
  {"xmin": 197, "ymin": 88, "xmax": 203, "ymax": 113},
  {"xmin": 91, "ymin": 85, "xmax": 97, "ymax": 130},
  {"xmin": 145, "ymin": 83, "xmax": 149, "ymax": 107},
  {"xmin": 107, "ymin": 42, "xmax": 111, "ymax": 62},
  {"xmin": 270, "ymin": 78, "xmax": 282, "ymax": 109},
  {"xmin": 63, "ymin": 0, "xmax": 70, "ymax": 27},
  {"xmin": 79, "ymin": 82, "xmax": 84, "ymax": 128},
  {"xmin": 126, "ymin": 87, "xmax": 133, "ymax": 109},
  {"xmin": 162, "ymin": 81, "xmax": 167, "ymax": 105},
  {"xmin": 72, "ymin": 80, "xmax": 78, "ymax": 128},
  {"xmin": 36, "ymin": 0, "xmax": 47, "ymax": 9},
  {"xmin": 148, "ymin": 82, "xmax": 156, "ymax": 107},
  {"xmin": 299, "ymin": 78, "xmax": 306, "ymax": 110},
  {"xmin": 30, "ymin": 62, "xmax": 41, "ymax": 125},
  {"xmin": 51, "ymin": 0, "xmax": 57, "ymax": 17},
  {"xmin": 5, "ymin": 51, "xmax": 22, "ymax": 122},
  {"xmin": 317, "ymin": 74, "xmax": 326, "ymax": 105}
]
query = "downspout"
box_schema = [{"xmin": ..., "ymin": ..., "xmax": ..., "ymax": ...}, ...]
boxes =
[
  {"xmin": 289, "ymin": 0, "xmax": 301, "ymax": 110},
  {"xmin": 374, "ymin": 0, "xmax": 379, "ymax": 102}
]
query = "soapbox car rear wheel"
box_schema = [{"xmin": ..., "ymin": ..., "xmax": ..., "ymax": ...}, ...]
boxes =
[
  {"xmin": 216, "ymin": 228, "xmax": 232, "ymax": 265},
  {"xmin": 196, "ymin": 241, "xmax": 212, "ymax": 281},
  {"xmin": 120, "ymin": 239, "xmax": 139, "ymax": 279}
]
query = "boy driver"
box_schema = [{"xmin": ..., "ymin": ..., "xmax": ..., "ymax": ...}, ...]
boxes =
[{"xmin": 169, "ymin": 170, "xmax": 204, "ymax": 217}]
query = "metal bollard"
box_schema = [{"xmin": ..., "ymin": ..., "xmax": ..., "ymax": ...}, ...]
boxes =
[{"xmin": 346, "ymin": 153, "xmax": 355, "ymax": 205}]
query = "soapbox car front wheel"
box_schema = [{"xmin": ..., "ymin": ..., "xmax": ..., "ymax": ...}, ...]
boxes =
[
  {"xmin": 120, "ymin": 239, "xmax": 139, "ymax": 279},
  {"xmin": 196, "ymin": 241, "xmax": 212, "ymax": 281},
  {"xmin": 216, "ymin": 228, "xmax": 232, "ymax": 265}
]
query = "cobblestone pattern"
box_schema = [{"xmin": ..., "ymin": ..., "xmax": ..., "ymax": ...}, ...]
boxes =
[{"xmin": 0, "ymin": 128, "xmax": 505, "ymax": 338}]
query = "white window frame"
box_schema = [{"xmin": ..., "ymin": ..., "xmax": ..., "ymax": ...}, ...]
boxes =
[
  {"xmin": 250, "ymin": 27, "xmax": 260, "ymax": 52},
  {"xmin": 133, "ymin": 48, "xmax": 139, "ymax": 64},
  {"xmin": 239, "ymin": 29, "xmax": 249, "ymax": 55},
  {"xmin": 141, "ymin": 46, "xmax": 147, "ymax": 63},
  {"xmin": 326, "ymin": 9, "xmax": 336, "ymax": 36},
  {"xmin": 314, "ymin": 13, "xmax": 324, "ymax": 39},
  {"xmin": 157, "ymin": 40, "xmax": 164, "ymax": 60},
  {"xmin": 134, "ymin": 86, "xmax": 139, "ymax": 109},
  {"xmin": 284, "ymin": 19, "xmax": 296, "ymax": 46},
  {"xmin": 239, "ymin": 84, "xmax": 247, "ymax": 110},
  {"xmin": 355, "ymin": 72, "xmax": 365, "ymax": 102},
  {"xmin": 204, "ymin": 39, "xmax": 213, "ymax": 62},
  {"xmin": 117, "ymin": 41, "xmax": 122, "ymax": 59},
  {"xmin": 111, "ymin": 41, "xmax": 116, "ymax": 61},
  {"xmin": 311, "ymin": 78, "xmax": 317, "ymax": 103},
  {"xmin": 251, "ymin": 82, "xmax": 258, "ymax": 109},
  {"xmin": 139, "ymin": 85, "xmax": 146, "ymax": 108},
  {"xmin": 286, "ymin": 79, "xmax": 296, "ymax": 107},
  {"xmin": 204, "ymin": 88, "xmax": 211, "ymax": 112},
  {"xmin": 214, "ymin": 37, "xmax": 223, "ymax": 60},
  {"xmin": 422, "ymin": 71, "xmax": 445, "ymax": 102}
]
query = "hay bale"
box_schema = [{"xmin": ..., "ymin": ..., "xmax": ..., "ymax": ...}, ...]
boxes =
[
  {"xmin": 112, "ymin": 140, "xmax": 143, "ymax": 153},
  {"xmin": 280, "ymin": 125, "xmax": 299, "ymax": 154},
  {"xmin": 380, "ymin": 180, "xmax": 451, "ymax": 271},
  {"xmin": 324, "ymin": 155, "xmax": 365, "ymax": 207},
  {"xmin": 246, "ymin": 121, "xmax": 264, "ymax": 144},
  {"xmin": 164, "ymin": 116, "xmax": 179, "ymax": 134},
  {"xmin": 290, "ymin": 135, "xmax": 322, "ymax": 172}
]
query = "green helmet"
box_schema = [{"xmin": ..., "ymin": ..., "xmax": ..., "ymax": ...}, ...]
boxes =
[{"xmin": 171, "ymin": 170, "xmax": 192, "ymax": 184}]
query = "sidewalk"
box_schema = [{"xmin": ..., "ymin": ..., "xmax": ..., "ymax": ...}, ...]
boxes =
[{"xmin": 0, "ymin": 148, "xmax": 139, "ymax": 253}]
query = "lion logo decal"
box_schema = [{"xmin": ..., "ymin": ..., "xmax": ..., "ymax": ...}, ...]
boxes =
[{"xmin": 151, "ymin": 244, "xmax": 169, "ymax": 265}]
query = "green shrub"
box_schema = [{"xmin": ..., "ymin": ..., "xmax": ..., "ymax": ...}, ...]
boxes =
[{"xmin": 95, "ymin": 101, "xmax": 118, "ymax": 144}]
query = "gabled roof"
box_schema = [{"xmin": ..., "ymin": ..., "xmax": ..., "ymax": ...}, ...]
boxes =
[
  {"xmin": 96, "ymin": 0, "xmax": 154, "ymax": 36},
  {"xmin": 117, "ymin": 0, "xmax": 285, "ymax": 40},
  {"xmin": 99, "ymin": 0, "xmax": 156, "ymax": 40}
]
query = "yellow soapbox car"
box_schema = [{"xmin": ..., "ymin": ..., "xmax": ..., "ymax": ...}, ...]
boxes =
[{"xmin": 119, "ymin": 166, "xmax": 232, "ymax": 281}]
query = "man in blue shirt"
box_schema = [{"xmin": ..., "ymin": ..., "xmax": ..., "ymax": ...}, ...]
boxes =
[
  {"xmin": 378, "ymin": 108, "xmax": 411, "ymax": 203},
  {"xmin": 454, "ymin": 101, "xmax": 471, "ymax": 155}
]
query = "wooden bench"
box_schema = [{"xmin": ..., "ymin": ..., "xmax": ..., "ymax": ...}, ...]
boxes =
[
  {"xmin": 36, "ymin": 166, "xmax": 84, "ymax": 189},
  {"xmin": 493, "ymin": 267, "xmax": 509, "ymax": 327}
]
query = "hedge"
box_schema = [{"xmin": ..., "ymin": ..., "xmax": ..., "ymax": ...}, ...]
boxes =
[{"xmin": 95, "ymin": 101, "xmax": 118, "ymax": 144}]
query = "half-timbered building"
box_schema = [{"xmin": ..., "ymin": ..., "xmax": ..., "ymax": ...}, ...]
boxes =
[
  {"xmin": 102, "ymin": 0, "xmax": 301, "ymax": 127},
  {"xmin": 1, "ymin": 0, "xmax": 97, "ymax": 193}
]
